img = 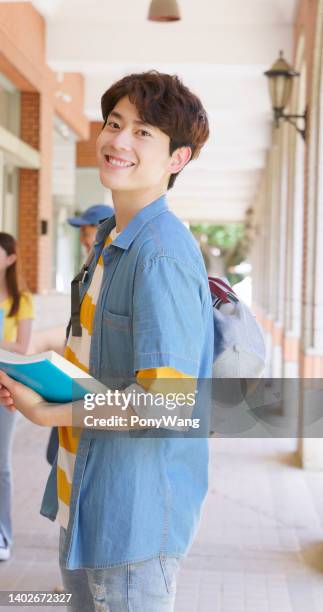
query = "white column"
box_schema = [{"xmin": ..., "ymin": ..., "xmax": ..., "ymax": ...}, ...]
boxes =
[{"xmin": 299, "ymin": 0, "xmax": 323, "ymax": 468}]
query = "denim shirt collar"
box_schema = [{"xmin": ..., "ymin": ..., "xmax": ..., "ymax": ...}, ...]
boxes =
[{"xmin": 95, "ymin": 194, "xmax": 168, "ymax": 252}]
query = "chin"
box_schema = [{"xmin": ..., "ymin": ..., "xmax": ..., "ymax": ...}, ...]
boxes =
[
  {"xmin": 99, "ymin": 169, "xmax": 118, "ymax": 190},
  {"xmin": 101, "ymin": 165, "xmax": 128, "ymax": 183}
]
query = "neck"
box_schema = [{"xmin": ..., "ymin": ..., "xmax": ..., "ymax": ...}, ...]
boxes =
[{"xmin": 111, "ymin": 186, "xmax": 166, "ymax": 232}]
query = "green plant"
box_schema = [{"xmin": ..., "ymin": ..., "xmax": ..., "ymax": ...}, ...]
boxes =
[
  {"xmin": 190, "ymin": 224, "xmax": 244, "ymax": 250},
  {"xmin": 190, "ymin": 223, "xmax": 251, "ymax": 280}
]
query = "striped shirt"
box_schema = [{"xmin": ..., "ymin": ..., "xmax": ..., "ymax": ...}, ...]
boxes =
[
  {"xmin": 57, "ymin": 231, "xmax": 189, "ymax": 529},
  {"xmin": 57, "ymin": 232, "xmax": 113, "ymax": 528}
]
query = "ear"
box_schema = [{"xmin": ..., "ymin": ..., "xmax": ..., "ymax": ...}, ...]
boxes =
[
  {"xmin": 6, "ymin": 253, "xmax": 17, "ymax": 268},
  {"xmin": 169, "ymin": 146, "xmax": 192, "ymax": 176}
]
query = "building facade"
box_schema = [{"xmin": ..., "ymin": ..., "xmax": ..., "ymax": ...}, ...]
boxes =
[
  {"xmin": 252, "ymin": 0, "xmax": 323, "ymax": 466},
  {"xmin": 0, "ymin": 2, "xmax": 89, "ymax": 292}
]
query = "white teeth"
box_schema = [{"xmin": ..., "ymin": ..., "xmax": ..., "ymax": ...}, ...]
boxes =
[{"xmin": 108, "ymin": 156, "xmax": 133, "ymax": 168}]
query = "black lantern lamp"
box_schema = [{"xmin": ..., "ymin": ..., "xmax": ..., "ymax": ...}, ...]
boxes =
[{"xmin": 264, "ymin": 51, "xmax": 307, "ymax": 140}]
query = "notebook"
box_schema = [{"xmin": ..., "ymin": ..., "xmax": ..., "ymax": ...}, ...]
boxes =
[{"xmin": 0, "ymin": 349, "xmax": 92, "ymax": 403}]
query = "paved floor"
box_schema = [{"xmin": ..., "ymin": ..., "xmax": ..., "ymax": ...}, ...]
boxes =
[{"xmin": 1, "ymin": 418, "xmax": 323, "ymax": 611}]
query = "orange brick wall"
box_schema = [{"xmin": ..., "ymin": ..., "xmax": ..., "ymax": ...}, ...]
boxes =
[
  {"xmin": 77, "ymin": 122, "xmax": 102, "ymax": 167},
  {"xmin": 18, "ymin": 92, "xmax": 40, "ymax": 292},
  {"xmin": 20, "ymin": 91, "xmax": 40, "ymax": 149},
  {"xmin": 18, "ymin": 170, "xmax": 39, "ymax": 292}
]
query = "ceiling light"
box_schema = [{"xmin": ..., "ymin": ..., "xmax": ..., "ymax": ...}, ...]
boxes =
[{"xmin": 148, "ymin": 0, "xmax": 181, "ymax": 22}]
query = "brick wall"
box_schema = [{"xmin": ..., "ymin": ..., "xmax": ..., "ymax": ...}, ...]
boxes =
[
  {"xmin": 18, "ymin": 93, "xmax": 55, "ymax": 293},
  {"xmin": 20, "ymin": 91, "xmax": 40, "ymax": 148},
  {"xmin": 77, "ymin": 122, "xmax": 102, "ymax": 167},
  {"xmin": 18, "ymin": 170, "xmax": 38, "ymax": 291},
  {"xmin": 18, "ymin": 92, "xmax": 40, "ymax": 292}
]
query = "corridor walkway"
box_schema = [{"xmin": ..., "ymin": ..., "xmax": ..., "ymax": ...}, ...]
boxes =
[{"xmin": 1, "ymin": 419, "xmax": 323, "ymax": 611}]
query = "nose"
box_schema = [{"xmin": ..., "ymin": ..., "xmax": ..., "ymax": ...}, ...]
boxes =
[{"xmin": 110, "ymin": 128, "xmax": 132, "ymax": 151}]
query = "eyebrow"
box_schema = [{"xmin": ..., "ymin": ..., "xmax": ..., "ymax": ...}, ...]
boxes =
[{"xmin": 108, "ymin": 110, "xmax": 152, "ymax": 128}]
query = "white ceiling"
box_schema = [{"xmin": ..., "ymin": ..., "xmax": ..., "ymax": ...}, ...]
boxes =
[{"xmin": 2, "ymin": 0, "xmax": 299, "ymax": 222}]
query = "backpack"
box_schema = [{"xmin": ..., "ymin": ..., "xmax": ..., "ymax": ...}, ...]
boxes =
[{"xmin": 208, "ymin": 276, "xmax": 266, "ymax": 378}]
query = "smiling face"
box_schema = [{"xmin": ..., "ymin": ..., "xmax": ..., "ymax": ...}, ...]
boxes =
[{"xmin": 96, "ymin": 96, "xmax": 190, "ymax": 198}]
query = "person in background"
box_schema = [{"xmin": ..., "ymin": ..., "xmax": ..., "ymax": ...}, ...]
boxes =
[
  {"xmin": 67, "ymin": 204, "xmax": 114, "ymax": 254},
  {"xmin": 46, "ymin": 203, "xmax": 114, "ymax": 467},
  {"xmin": 0, "ymin": 232, "xmax": 34, "ymax": 561}
]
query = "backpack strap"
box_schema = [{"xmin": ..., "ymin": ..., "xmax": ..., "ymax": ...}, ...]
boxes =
[
  {"xmin": 69, "ymin": 249, "xmax": 95, "ymax": 337},
  {"xmin": 208, "ymin": 276, "xmax": 239, "ymax": 309},
  {"xmin": 66, "ymin": 216, "xmax": 116, "ymax": 339}
]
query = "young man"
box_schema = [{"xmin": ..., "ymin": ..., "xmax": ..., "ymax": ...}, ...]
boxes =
[{"xmin": 0, "ymin": 72, "xmax": 214, "ymax": 611}]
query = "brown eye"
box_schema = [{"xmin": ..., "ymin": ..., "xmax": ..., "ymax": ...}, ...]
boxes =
[
  {"xmin": 107, "ymin": 121, "xmax": 120, "ymax": 129},
  {"xmin": 138, "ymin": 129, "xmax": 151, "ymax": 137}
]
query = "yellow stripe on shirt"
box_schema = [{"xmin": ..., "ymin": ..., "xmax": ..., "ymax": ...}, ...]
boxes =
[
  {"xmin": 64, "ymin": 345, "xmax": 90, "ymax": 374},
  {"xmin": 57, "ymin": 466, "xmax": 72, "ymax": 507},
  {"xmin": 79, "ymin": 293, "xmax": 96, "ymax": 335},
  {"xmin": 57, "ymin": 232, "xmax": 192, "ymax": 530}
]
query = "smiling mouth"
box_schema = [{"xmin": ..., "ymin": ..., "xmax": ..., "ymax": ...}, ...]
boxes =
[{"xmin": 104, "ymin": 155, "xmax": 135, "ymax": 168}]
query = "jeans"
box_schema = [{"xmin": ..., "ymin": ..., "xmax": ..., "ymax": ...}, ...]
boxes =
[
  {"xmin": 59, "ymin": 529, "xmax": 179, "ymax": 612},
  {"xmin": 0, "ymin": 406, "xmax": 17, "ymax": 547}
]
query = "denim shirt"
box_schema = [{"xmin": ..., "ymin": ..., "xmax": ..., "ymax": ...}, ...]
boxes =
[{"xmin": 40, "ymin": 195, "xmax": 214, "ymax": 569}]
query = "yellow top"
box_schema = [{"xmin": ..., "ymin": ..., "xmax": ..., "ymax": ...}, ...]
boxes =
[{"xmin": 0, "ymin": 292, "xmax": 34, "ymax": 342}]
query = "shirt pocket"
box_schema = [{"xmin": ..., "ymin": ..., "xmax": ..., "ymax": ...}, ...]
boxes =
[{"xmin": 100, "ymin": 308, "xmax": 134, "ymax": 380}]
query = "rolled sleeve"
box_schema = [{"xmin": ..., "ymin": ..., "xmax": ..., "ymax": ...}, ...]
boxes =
[{"xmin": 133, "ymin": 256, "xmax": 205, "ymax": 377}]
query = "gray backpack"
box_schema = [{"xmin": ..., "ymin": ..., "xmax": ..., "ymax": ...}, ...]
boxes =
[{"xmin": 209, "ymin": 277, "xmax": 266, "ymax": 378}]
